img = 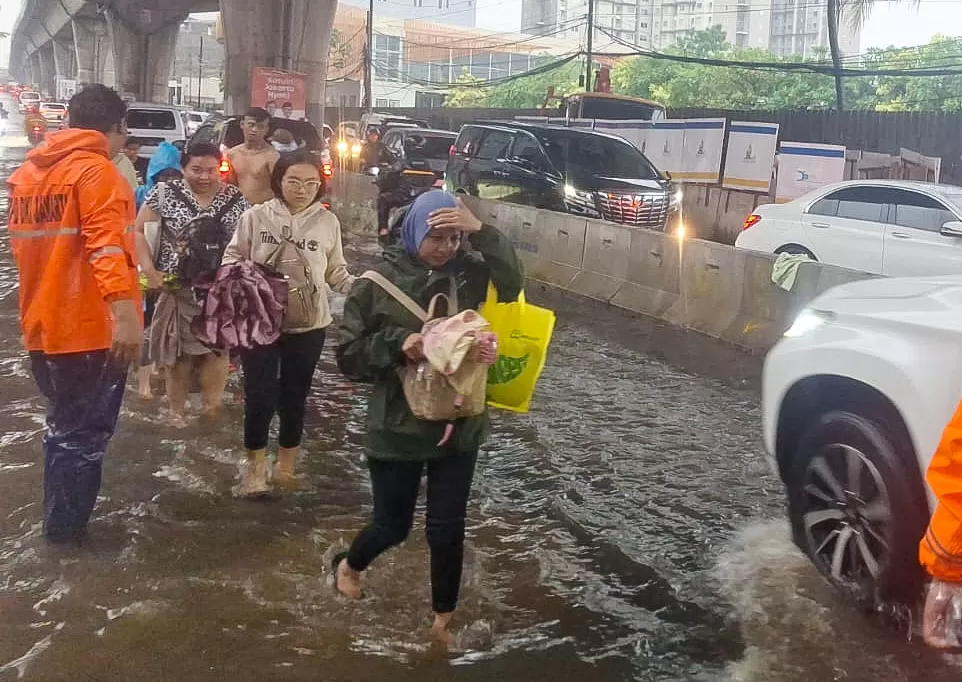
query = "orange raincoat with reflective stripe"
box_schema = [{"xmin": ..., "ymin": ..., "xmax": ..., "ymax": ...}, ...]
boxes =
[
  {"xmin": 920, "ymin": 401, "xmax": 962, "ymax": 581},
  {"xmin": 7, "ymin": 129, "xmax": 140, "ymax": 355}
]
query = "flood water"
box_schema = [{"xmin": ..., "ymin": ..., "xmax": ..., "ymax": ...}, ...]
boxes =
[{"xmin": 0, "ymin": 124, "xmax": 960, "ymax": 681}]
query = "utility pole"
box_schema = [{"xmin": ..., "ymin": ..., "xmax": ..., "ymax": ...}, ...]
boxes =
[
  {"xmin": 585, "ymin": 0, "xmax": 595, "ymax": 91},
  {"xmin": 197, "ymin": 33, "xmax": 204, "ymax": 110},
  {"xmin": 365, "ymin": 0, "xmax": 374, "ymax": 113},
  {"xmin": 281, "ymin": 0, "xmax": 293, "ymax": 71}
]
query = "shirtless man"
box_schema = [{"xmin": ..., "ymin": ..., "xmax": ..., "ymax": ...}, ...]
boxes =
[{"xmin": 226, "ymin": 107, "xmax": 279, "ymax": 205}]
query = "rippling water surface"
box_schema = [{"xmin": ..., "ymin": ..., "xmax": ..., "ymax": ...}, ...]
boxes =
[{"xmin": 1, "ymin": 134, "xmax": 960, "ymax": 681}]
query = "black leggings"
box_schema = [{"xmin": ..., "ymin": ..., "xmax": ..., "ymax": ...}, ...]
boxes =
[
  {"xmin": 240, "ymin": 328, "xmax": 326, "ymax": 451},
  {"xmin": 346, "ymin": 449, "xmax": 478, "ymax": 614}
]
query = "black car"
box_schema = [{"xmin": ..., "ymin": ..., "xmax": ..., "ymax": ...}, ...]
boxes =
[
  {"xmin": 380, "ymin": 127, "xmax": 457, "ymax": 191},
  {"xmin": 189, "ymin": 115, "xmax": 334, "ymax": 182},
  {"xmin": 446, "ymin": 121, "xmax": 680, "ymax": 231}
]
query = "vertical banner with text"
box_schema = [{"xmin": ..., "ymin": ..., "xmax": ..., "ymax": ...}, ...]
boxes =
[{"xmin": 250, "ymin": 68, "xmax": 307, "ymax": 121}]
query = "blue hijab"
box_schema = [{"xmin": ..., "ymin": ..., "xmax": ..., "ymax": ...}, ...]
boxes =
[{"xmin": 401, "ymin": 190, "xmax": 458, "ymax": 257}]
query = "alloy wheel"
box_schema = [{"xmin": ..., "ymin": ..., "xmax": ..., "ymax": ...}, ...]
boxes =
[{"xmin": 801, "ymin": 443, "xmax": 893, "ymax": 593}]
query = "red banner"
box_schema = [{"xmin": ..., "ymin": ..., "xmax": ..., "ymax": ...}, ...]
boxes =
[{"xmin": 250, "ymin": 67, "xmax": 306, "ymax": 121}]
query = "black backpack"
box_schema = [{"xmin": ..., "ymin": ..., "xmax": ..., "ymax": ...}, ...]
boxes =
[{"xmin": 167, "ymin": 184, "xmax": 242, "ymax": 285}]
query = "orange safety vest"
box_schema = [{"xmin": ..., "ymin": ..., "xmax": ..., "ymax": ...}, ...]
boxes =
[
  {"xmin": 921, "ymin": 399, "xmax": 962, "ymax": 582},
  {"xmin": 7, "ymin": 128, "xmax": 141, "ymax": 355}
]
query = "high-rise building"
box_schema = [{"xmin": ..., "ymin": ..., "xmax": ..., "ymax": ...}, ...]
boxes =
[
  {"xmin": 340, "ymin": 0, "xmax": 479, "ymax": 28},
  {"xmin": 520, "ymin": 0, "xmax": 861, "ymax": 57}
]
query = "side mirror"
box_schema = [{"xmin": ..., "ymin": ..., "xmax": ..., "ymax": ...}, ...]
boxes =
[{"xmin": 941, "ymin": 221, "xmax": 962, "ymax": 238}]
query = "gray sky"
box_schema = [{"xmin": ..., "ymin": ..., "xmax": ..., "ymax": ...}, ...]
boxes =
[{"xmin": 0, "ymin": 0, "xmax": 956, "ymax": 70}]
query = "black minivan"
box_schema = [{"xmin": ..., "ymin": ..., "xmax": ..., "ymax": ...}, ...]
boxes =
[{"xmin": 445, "ymin": 121, "xmax": 681, "ymax": 230}]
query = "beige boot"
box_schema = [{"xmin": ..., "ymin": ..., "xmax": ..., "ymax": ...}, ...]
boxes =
[
  {"xmin": 233, "ymin": 449, "xmax": 271, "ymax": 497},
  {"xmin": 273, "ymin": 447, "xmax": 299, "ymax": 491}
]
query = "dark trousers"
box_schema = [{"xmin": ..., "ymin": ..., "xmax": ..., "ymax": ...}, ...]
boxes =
[
  {"xmin": 376, "ymin": 193, "xmax": 394, "ymax": 231},
  {"xmin": 29, "ymin": 350, "xmax": 127, "ymax": 542},
  {"xmin": 346, "ymin": 450, "xmax": 478, "ymax": 614},
  {"xmin": 241, "ymin": 328, "xmax": 326, "ymax": 451}
]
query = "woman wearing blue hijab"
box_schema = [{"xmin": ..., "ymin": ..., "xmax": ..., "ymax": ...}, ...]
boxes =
[{"xmin": 336, "ymin": 190, "xmax": 523, "ymax": 643}]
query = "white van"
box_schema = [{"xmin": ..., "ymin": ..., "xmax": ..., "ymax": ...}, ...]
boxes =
[
  {"xmin": 18, "ymin": 91, "xmax": 41, "ymax": 113},
  {"xmin": 125, "ymin": 103, "xmax": 188, "ymax": 157}
]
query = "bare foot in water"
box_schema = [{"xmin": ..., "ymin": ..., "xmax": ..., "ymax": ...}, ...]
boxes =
[
  {"xmin": 335, "ymin": 557, "xmax": 362, "ymax": 599},
  {"xmin": 167, "ymin": 413, "xmax": 189, "ymax": 429},
  {"xmin": 431, "ymin": 612, "xmax": 456, "ymax": 647}
]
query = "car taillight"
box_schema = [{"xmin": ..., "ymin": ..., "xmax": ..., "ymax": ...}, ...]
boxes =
[
  {"xmin": 742, "ymin": 214, "xmax": 762, "ymax": 231},
  {"xmin": 322, "ymin": 162, "xmax": 333, "ymax": 178},
  {"xmin": 219, "ymin": 159, "xmax": 231, "ymax": 175},
  {"xmin": 322, "ymin": 201, "xmax": 331, "ymax": 210},
  {"xmin": 449, "ymin": 145, "xmax": 456, "ymax": 156}
]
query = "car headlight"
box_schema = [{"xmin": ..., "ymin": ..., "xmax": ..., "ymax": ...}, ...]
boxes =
[
  {"xmin": 783, "ymin": 309, "xmax": 835, "ymax": 338},
  {"xmin": 351, "ymin": 143, "xmax": 362, "ymax": 156},
  {"xmin": 336, "ymin": 140, "xmax": 348, "ymax": 154},
  {"xmin": 670, "ymin": 188, "xmax": 683, "ymax": 207},
  {"xmin": 564, "ymin": 183, "xmax": 594, "ymax": 205}
]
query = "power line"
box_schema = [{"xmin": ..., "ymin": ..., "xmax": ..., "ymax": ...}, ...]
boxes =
[
  {"xmin": 382, "ymin": 17, "xmax": 587, "ymax": 51},
  {"xmin": 371, "ymin": 52, "xmax": 582, "ymax": 88}
]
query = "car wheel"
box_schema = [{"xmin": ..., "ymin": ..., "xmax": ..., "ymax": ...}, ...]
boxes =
[
  {"xmin": 787, "ymin": 410, "xmax": 928, "ymax": 608},
  {"xmin": 775, "ymin": 244, "xmax": 817, "ymax": 259}
]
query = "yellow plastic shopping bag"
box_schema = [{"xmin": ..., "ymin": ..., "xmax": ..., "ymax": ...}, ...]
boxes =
[{"xmin": 480, "ymin": 283, "xmax": 556, "ymax": 413}]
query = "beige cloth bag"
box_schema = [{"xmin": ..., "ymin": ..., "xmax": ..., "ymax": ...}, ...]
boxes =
[{"xmin": 360, "ymin": 270, "xmax": 488, "ymax": 422}]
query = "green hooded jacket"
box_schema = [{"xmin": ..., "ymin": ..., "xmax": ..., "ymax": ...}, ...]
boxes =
[{"xmin": 336, "ymin": 224, "xmax": 524, "ymax": 461}]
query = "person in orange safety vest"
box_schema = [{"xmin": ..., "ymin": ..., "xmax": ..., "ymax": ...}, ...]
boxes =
[{"xmin": 7, "ymin": 84, "xmax": 142, "ymax": 545}]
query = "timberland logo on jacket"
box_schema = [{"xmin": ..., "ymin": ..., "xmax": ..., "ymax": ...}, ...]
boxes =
[
  {"xmin": 258, "ymin": 231, "xmax": 320, "ymax": 252},
  {"xmin": 9, "ymin": 193, "xmax": 67, "ymax": 224}
]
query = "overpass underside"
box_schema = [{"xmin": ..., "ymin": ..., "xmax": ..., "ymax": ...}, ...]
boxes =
[{"xmin": 9, "ymin": 0, "xmax": 337, "ymax": 121}]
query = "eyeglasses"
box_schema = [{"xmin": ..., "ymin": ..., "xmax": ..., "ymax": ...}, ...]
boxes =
[{"xmin": 282, "ymin": 178, "xmax": 321, "ymax": 192}]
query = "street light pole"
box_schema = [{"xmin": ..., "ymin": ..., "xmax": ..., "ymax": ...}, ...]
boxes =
[
  {"xmin": 585, "ymin": 0, "xmax": 595, "ymax": 91},
  {"xmin": 197, "ymin": 33, "xmax": 204, "ymax": 110},
  {"xmin": 365, "ymin": 0, "xmax": 374, "ymax": 113}
]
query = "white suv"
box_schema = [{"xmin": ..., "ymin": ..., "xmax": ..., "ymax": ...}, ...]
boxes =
[{"xmin": 762, "ymin": 275, "xmax": 962, "ymax": 607}]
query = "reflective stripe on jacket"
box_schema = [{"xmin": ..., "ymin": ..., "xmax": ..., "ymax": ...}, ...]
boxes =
[
  {"xmin": 8, "ymin": 129, "xmax": 140, "ymax": 354},
  {"xmin": 921, "ymin": 399, "xmax": 962, "ymax": 581}
]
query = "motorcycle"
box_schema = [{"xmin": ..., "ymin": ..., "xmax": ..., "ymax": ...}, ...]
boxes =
[{"xmin": 27, "ymin": 122, "xmax": 46, "ymax": 146}]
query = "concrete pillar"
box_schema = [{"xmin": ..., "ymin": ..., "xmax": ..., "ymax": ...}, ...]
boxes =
[
  {"xmin": 220, "ymin": 0, "xmax": 337, "ymax": 123},
  {"xmin": 73, "ymin": 17, "xmax": 110, "ymax": 87},
  {"xmin": 104, "ymin": 8, "xmax": 185, "ymax": 102},
  {"xmin": 38, "ymin": 44, "xmax": 56, "ymax": 98},
  {"xmin": 54, "ymin": 40, "xmax": 77, "ymax": 81}
]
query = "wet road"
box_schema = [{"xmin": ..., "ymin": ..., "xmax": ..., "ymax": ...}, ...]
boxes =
[{"xmin": 0, "ymin": 123, "xmax": 960, "ymax": 681}]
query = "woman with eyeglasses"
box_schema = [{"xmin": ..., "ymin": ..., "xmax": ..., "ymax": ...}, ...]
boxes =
[{"xmin": 222, "ymin": 151, "xmax": 356, "ymax": 496}]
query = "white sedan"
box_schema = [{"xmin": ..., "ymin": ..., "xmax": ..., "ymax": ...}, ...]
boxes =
[
  {"xmin": 735, "ymin": 179, "xmax": 962, "ymax": 276},
  {"xmin": 762, "ymin": 273, "xmax": 962, "ymax": 607}
]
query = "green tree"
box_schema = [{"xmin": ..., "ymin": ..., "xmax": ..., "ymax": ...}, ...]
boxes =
[
  {"xmin": 444, "ymin": 57, "xmax": 582, "ymax": 108},
  {"xmin": 443, "ymin": 70, "xmax": 489, "ymax": 108}
]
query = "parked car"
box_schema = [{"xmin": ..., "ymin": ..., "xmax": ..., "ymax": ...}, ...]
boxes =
[
  {"xmin": 736, "ymin": 179, "xmax": 962, "ymax": 276},
  {"xmin": 39, "ymin": 102, "xmax": 67, "ymax": 126},
  {"xmin": 190, "ymin": 115, "xmax": 333, "ymax": 182},
  {"xmin": 761, "ymin": 274, "xmax": 962, "ymax": 608},
  {"xmin": 125, "ymin": 103, "xmax": 188, "ymax": 158},
  {"xmin": 18, "ymin": 90, "xmax": 41, "ymax": 113},
  {"xmin": 446, "ymin": 121, "xmax": 681, "ymax": 231}
]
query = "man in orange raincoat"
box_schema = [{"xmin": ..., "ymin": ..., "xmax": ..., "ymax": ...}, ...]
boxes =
[
  {"xmin": 7, "ymin": 84, "xmax": 142, "ymax": 545},
  {"xmin": 920, "ymin": 401, "xmax": 962, "ymax": 647}
]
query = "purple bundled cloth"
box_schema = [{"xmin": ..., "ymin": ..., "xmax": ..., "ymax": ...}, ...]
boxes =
[{"xmin": 191, "ymin": 261, "xmax": 289, "ymax": 350}]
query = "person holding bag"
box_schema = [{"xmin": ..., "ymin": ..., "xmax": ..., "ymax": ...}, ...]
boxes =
[
  {"xmin": 335, "ymin": 190, "xmax": 523, "ymax": 644},
  {"xmin": 222, "ymin": 151, "xmax": 355, "ymax": 497}
]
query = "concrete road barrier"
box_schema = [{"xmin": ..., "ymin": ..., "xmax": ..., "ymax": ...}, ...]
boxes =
[{"xmin": 333, "ymin": 173, "xmax": 875, "ymax": 353}]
